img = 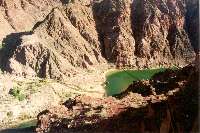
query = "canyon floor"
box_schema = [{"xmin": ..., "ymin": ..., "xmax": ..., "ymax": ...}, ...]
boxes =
[
  {"xmin": 0, "ymin": 63, "xmax": 198, "ymax": 133},
  {"xmin": 0, "ymin": 63, "xmax": 111, "ymax": 129}
]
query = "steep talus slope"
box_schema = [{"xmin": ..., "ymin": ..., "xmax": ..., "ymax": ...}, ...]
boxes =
[
  {"xmin": 5, "ymin": 34, "xmax": 75, "ymax": 79},
  {"xmin": 35, "ymin": 64, "xmax": 199, "ymax": 133},
  {"xmin": 0, "ymin": 0, "xmax": 198, "ymax": 79},
  {"xmin": 0, "ymin": 0, "xmax": 62, "ymax": 40},
  {"xmin": 0, "ymin": 0, "xmax": 63, "ymax": 71},
  {"xmin": 4, "ymin": 4, "xmax": 105, "ymax": 79}
]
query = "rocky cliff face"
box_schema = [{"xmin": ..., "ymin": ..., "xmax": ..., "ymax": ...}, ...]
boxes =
[
  {"xmin": 93, "ymin": 0, "xmax": 135, "ymax": 67},
  {"xmin": 94, "ymin": 0, "xmax": 196, "ymax": 68},
  {"xmin": 0, "ymin": 0, "xmax": 63, "ymax": 77},
  {"xmin": 1, "ymin": 0, "xmax": 106, "ymax": 79},
  {"xmin": 0, "ymin": 0, "xmax": 198, "ymax": 79},
  {"xmin": 131, "ymin": 0, "xmax": 196, "ymax": 67},
  {"xmin": 185, "ymin": 0, "xmax": 199, "ymax": 52},
  {"xmin": 35, "ymin": 64, "xmax": 199, "ymax": 133}
]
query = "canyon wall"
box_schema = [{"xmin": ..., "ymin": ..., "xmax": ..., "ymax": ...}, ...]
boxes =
[{"xmin": 0, "ymin": 0, "xmax": 198, "ymax": 79}]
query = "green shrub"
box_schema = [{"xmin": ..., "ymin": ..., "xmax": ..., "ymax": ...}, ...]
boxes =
[
  {"xmin": 10, "ymin": 86, "xmax": 26, "ymax": 101},
  {"xmin": 0, "ymin": 42, "xmax": 5, "ymax": 50},
  {"xmin": 7, "ymin": 111, "xmax": 13, "ymax": 117}
]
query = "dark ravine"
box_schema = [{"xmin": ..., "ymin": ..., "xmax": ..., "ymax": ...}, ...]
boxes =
[
  {"xmin": 35, "ymin": 64, "xmax": 199, "ymax": 133},
  {"xmin": 185, "ymin": 0, "xmax": 199, "ymax": 52},
  {"xmin": 0, "ymin": 0, "xmax": 198, "ymax": 79}
]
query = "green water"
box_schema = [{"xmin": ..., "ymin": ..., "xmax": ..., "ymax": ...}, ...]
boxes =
[
  {"xmin": 17, "ymin": 119, "xmax": 37, "ymax": 129},
  {"xmin": 105, "ymin": 68, "xmax": 167, "ymax": 96}
]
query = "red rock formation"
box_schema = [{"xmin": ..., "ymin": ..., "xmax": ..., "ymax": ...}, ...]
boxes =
[
  {"xmin": 2, "ymin": 2, "xmax": 106, "ymax": 79},
  {"xmin": 132, "ymin": 0, "xmax": 195, "ymax": 67},
  {"xmin": 93, "ymin": 0, "xmax": 135, "ymax": 67}
]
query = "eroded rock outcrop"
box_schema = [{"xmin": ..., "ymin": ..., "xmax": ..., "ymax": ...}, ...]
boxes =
[
  {"xmin": 5, "ymin": 34, "xmax": 76, "ymax": 79},
  {"xmin": 2, "ymin": 2, "xmax": 106, "ymax": 79},
  {"xmin": 0, "ymin": 0, "xmax": 63, "ymax": 75},
  {"xmin": 131, "ymin": 0, "xmax": 196, "ymax": 67},
  {"xmin": 35, "ymin": 65, "xmax": 199, "ymax": 133},
  {"xmin": 93, "ymin": 0, "xmax": 135, "ymax": 67}
]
